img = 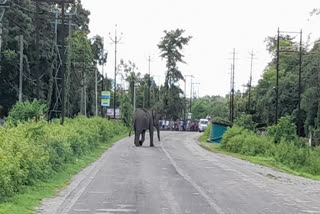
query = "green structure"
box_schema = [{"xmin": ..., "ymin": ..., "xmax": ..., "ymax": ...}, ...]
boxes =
[{"xmin": 209, "ymin": 122, "xmax": 229, "ymax": 143}]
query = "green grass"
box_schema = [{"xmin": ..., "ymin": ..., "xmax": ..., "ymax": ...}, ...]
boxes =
[
  {"xmin": 0, "ymin": 134, "xmax": 127, "ymax": 214},
  {"xmin": 199, "ymin": 137, "xmax": 320, "ymax": 181}
]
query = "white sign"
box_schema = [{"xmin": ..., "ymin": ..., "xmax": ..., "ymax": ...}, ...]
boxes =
[{"xmin": 107, "ymin": 108, "xmax": 121, "ymax": 118}]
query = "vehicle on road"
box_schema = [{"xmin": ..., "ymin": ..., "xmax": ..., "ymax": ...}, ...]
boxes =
[{"xmin": 198, "ymin": 118, "xmax": 209, "ymax": 132}]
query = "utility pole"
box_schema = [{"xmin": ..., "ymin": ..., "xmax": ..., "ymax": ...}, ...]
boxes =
[
  {"xmin": 192, "ymin": 83, "xmax": 200, "ymax": 98},
  {"xmin": 35, "ymin": 0, "xmax": 40, "ymax": 100},
  {"xmin": 231, "ymin": 48, "xmax": 235, "ymax": 123},
  {"xmin": 189, "ymin": 76, "xmax": 195, "ymax": 112},
  {"xmin": 229, "ymin": 64, "xmax": 232, "ymax": 122},
  {"xmin": 275, "ymin": 28, "xmax": 302, "ymax": 130},
  {"xmin": 38, "ymin": 0, "xmax": 74, "ymax": 124},
  {"xmin": 131, "ymin": 63, "xmax": 136, "ymax": 112},
  {"xmin": 0, "ymin": 0, "xmax": 9, "ymax": 61},
  {"xmin": 19, "ymin": 35, "xmax": 23, "ymax": 102},
  {"xmin": 298, "ymin": 29, "xmax": 303, "ymax": 136},
  {"xmin": 95, "ymin": 67, "xmax": 98, "ymax": 116},
  {"xmin": 248, "ymin": 49, "xmax": 255, "ymax": 113},
  {"xmin": 276, "ymin": 28, "xmax": 280, "ymax": 124},
  {"xmin": 109, "ymin": 25, "xmax": 122, "ymax": 119},
  {"xmin": 184, "ymin": 74, "xmax": 193, "ymax": 121},
  {"xmin": 148, "ymin": 55, "xmax": 152, "ymax": 108}
]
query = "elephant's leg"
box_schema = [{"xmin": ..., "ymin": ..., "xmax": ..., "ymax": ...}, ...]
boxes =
[
  {"xmin": 149, "ymin": 128, "xmax": 154, "ymax": 147},
  {"xmin": 140, "ymin": 130, "xmax": 146, "ymax": 146},
  {"xmin": 134, "ymin": 130, "xmax": 140, "ymax": 146}
]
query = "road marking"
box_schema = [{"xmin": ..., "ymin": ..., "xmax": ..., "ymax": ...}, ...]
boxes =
[
  {"xmin": 96, "ymin": 208, "xmax": 137, "ymax": 212},
  {"xmin": 160, "ymin": 141, "xmax": 225, "ymax": 214},
  {"xmin": 72, "ymin": 209, "xmax": 90, "ymax": 212}
]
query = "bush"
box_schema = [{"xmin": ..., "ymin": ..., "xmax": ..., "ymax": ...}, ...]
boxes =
[
  {"xmin": 221, "ymin": 118, "xmax": 320, "ymax": 176},
  {"xmin": 221, "ymin": 125, "xmax": 274, "ymax": 156},
  {"xmin": 0, "ymin": 116, "xmax": 127, "ymax": 199},
  {"xmin": 267, "ymin": 116, "xmax": 296, "ymax": 143},
  {"xmin": 234, "ymin": 114, "xmax": 256, "ymax": 131},
  {"xmin": 274, "ymin": 138, "xmax": 308, "ymax": 168},
  {"xmin": 306, "ymin": 147, "xmax": 320, "ymax": 174},
  {"xmin": 6, "ymin": 100, "xmax": 47, "ymax": 126},
  {"xmin": 211, "ymin": 117, "xmax": 232, "ymax": 126}
]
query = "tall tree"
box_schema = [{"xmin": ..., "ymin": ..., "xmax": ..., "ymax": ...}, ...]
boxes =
[{"xmin": 158, "ymin": 29, "xmax": 191, "ymax": 119}]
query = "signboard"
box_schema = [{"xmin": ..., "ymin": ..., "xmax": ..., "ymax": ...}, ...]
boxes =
[
  {"xmin": 101, "ymin": 91, "xmax": 111, "ymax": 107},
  {"xmin": 188, "ymin": 113, "xmax": 192, "ymax": 120},
  {"xmin": 107, "ymin": 109, "xmax": 121, "ymax": 118}
]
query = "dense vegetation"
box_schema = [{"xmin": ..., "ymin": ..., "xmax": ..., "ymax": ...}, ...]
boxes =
[
  {"xmin": 0, "ymin": 113, "xmax": 126, "ymax": 199},
  {"xmin": 190, "ymin": 34, "xmax": 320, "ymax": 140},
  {"xmin": 220, "ymin": 116, "xmax": 320, "ymax": 176},
  {"xmin": 0, "ymin": 1, "xmax": 194, "ymax": 122}
]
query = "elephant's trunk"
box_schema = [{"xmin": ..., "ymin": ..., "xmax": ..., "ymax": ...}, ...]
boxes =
[{"xmin": 157, "ymin": 126, "xmax": 160, "ymax": 141}]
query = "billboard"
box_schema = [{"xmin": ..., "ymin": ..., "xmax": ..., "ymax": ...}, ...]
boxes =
[
  {"xmin": 107, "ymin": 109, "xmax": 121, "ymax": 118},
  {"xmin": 101, "ymin": 91, "xmax": 111, "ymax": 107}
]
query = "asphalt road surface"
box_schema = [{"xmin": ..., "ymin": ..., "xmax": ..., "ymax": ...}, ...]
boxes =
[{"xmin": 37, "ymin": 131, "xmax": 320, "ymax": 214}]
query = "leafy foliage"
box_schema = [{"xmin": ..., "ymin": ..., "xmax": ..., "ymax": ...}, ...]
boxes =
[
  {"xmin": 158, "ymin": 29, "xmax": 191, "ymax": 119},
  {"xmin": 191, "ymin": 96, "xmax": 229, "ymax": 120},
  {"xmin": 221, "ymin": 125, "xmax": 274, "ymax": 156},
  {"xmin": 220, "ymin": 120, "xmax": 320, "ymax": 176},
  {"xmin": 267, "ymin": 116, "xmax": 297, "ymax": 143},
  {"xmin": 0, "ymin": 116, "xmax": 126, "ymax": 199},
  {"xmin": 119, "ymin": 93, "xmax": 133, "ymax": 127},
  {"xmin": 0, "ymin": 1, "xmax": 97, "ymax": 118},
  {"xmin": 234, "ymin": 114, "xmax": 256, "ymax": 131},
  {"xmin": 6, "ymin": 100, "xmax": 47, "ymax": 126}
]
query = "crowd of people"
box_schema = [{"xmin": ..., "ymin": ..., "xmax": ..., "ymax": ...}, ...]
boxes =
[{"xmin": 159, "ymin": 119, "xmax": 199, "ymax": 131}]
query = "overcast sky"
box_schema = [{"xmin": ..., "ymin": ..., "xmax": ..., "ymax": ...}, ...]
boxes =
[{"xmin": 82, "ymin": 0, "xmax": 320, "ymax": 97}]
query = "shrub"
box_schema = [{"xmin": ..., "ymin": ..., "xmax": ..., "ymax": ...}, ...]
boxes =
[
  {"xmin": 306, "ymin": 147, "xmax": 320, "ymax": 175},
  {"xmin": 274, "ymin": 138, "xmax": 308, "ymax": 169},
  {"xmin": 234, "ymin": 114, "xmax": 256, "ymax": 131},
  {"xmin": 0, "ymin": 116, "xmax": 127, "ymax": 199},
  {"xmin": 6, "ymin": 100, "xmax": 47, "ymax": 126},
  {"xmin": 267, "ymin": 116, "xmax": 296, "ymax": 143},
  {"xmin": 221, "ymin": 125, "xmax": 274, "ymax": 156}
]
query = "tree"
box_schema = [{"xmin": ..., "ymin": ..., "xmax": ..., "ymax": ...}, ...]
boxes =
[
  {"xmin": 119, "ymin": 93, "xmax": 133, "ymax": 127},
  {"xmin": 66, "ymin": 30, "xmax": 94, "ymax": 117},
  {"xmin": 158, "ymin": 29, "xmax": 191, "ymax": 119},
  {"xmin": 191, "ymin": 99, "xmax": 209, "ymax": 119},
  {"xmin": 0, "ymin": 0, "xmax": 95, "ymax": 119}
]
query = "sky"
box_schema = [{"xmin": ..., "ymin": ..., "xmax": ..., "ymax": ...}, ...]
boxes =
[{"xmin": 81, "ymin": 0, "xmax": 320, "ymax": 98}]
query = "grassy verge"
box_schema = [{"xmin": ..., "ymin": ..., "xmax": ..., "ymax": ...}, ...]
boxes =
[
  {"xmin": 199, "ymin": 137, "xmax": 320, "ymax": 181},
  {"xmin": 0, "ymin": 133, "xmax": 127, "ymax": 214}
]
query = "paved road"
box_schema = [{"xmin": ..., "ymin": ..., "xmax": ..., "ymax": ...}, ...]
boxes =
[{"xmin": 37, "ymin": 131, "xmax": 320, "ymax": 214}]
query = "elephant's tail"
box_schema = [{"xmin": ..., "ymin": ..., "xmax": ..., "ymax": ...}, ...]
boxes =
[{"xmin": 129, "ymin": 123, "xmax": 134, "ymax": 137}]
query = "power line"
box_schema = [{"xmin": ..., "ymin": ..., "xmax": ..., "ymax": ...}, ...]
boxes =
[{"xmin": 9, "ymin": 1, "xmax": 36, "ymax": 13}]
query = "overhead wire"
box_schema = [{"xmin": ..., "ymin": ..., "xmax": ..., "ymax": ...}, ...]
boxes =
[
  {"xmin": 8, "ymin": 0, "xmax": 36, "ymax": 13},
  {"xmin": 5, "ymin": 14, "xmax": 28, "ymax": 34}
]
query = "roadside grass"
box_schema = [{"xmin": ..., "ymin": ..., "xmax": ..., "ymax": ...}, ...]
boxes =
[
  {"xmin": 199, "ymin": 137, "xmax": 320, "ymax": 181},
  {"xmin": 0, "ymin": 134, "xmax": 127, "ymax": 214}
]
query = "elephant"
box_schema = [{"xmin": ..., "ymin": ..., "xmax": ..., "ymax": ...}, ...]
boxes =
[{"xmin": 129, "ymin": 108, "xmax": 160, "ymax": 147}]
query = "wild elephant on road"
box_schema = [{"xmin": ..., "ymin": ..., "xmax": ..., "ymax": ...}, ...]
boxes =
[{"xmin": 130, "ymin": 108, "xmax": 160, "ymax": 147}]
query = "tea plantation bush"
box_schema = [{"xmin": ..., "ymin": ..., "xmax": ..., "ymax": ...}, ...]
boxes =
[
  {"xmin": 0, "ymin": 116, "xmax": 127, "ymax": 199},
  {"xmin": 221, "ymin": 117, "xmax": 320, "ymax": 176}
]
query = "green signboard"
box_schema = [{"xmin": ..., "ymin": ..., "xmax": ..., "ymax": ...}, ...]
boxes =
[{"xmin": 101, "ymin": 91, "xmax": 111, "ymax": 107}]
